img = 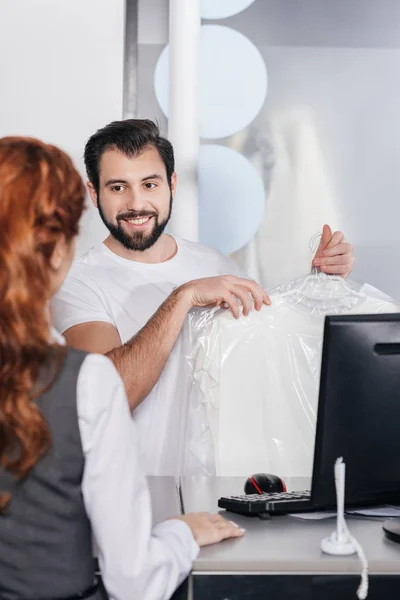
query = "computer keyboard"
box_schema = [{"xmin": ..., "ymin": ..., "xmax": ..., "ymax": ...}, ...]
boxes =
[{"xmin": 218, "ymin": 490, "xmax": 312, "ymax": 515}]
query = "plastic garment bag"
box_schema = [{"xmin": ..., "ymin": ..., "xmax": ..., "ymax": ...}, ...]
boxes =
[{"xmin": 177, "ymin": 274, "xmax": 400, "ymax": 477}]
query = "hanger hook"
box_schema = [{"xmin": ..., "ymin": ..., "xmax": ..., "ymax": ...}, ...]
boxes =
[
  {"xmin": 309, "ymin": 232, "xmax": 323, "ymax": 276},
  {"xmin": 309, "ymin": 232, "xmax": 322, "ymax": 255}
]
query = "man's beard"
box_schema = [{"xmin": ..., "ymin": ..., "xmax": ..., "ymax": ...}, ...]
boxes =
[{"xmin": 98, "ymin": 194, "xmax": 173, "ymax": 252}]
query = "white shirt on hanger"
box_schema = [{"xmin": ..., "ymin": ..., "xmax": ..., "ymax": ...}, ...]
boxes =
[{"xmin": 186, "ymin": 288, "xmax": 400, "ymax": 478}]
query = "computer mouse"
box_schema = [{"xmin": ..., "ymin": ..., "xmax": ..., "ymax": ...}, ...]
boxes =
[
  {"xmin": 383, "ymin": 518, "xmax": 400, "ymax": 544},
  {"xmin": 244, "ymin": 473, "xmax": 286, "ymax": 495}
]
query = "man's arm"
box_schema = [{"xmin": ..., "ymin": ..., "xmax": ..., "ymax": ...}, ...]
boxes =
[
  {"xmin": 64, "ymin": 322, "xmax": 122, "ymax": 354},
  {"xmin": 64, "ymin": 275, "xmax": 269, "ymax": 411}
]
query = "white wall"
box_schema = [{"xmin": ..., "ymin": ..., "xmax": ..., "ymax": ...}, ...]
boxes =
[{"xmin": 0, "ymin": 0, "xmax": 125, "ymax": 256}]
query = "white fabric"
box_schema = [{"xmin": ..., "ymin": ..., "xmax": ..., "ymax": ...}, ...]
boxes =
[
  {"xmin": 75, "ymin": 351, "xmax": 198, "ymax": 600},
  {"xmin": 187, "ymin": 289, "xmax": 400, "ymax": 478},
  {"xmin": 232, "ymin": 109, "xmax": 341, "ymax": 288},
  {"xmin": 51, "ymin": 236, "xmax": 242, "ymax": 475}
]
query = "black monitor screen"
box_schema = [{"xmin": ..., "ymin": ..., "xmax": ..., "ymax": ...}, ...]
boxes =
[{"xmin": 312, "ymin": 313, "xmax": 400, "ymax": 508}]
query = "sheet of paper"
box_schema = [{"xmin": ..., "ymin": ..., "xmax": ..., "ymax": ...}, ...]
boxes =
[
  {"xmin": 288, "ymin": 511, "xmax": 336, "ymax": 520},
  {"xmin": 289, "ymin": 505, "xmax": 400, "ymax": 519},
  {"xmin": 346, "ymin": 505, "xmax": 400, "ymax": 518}
]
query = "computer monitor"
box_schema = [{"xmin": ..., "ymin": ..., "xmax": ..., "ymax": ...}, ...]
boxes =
[{"xmin": 311, "ymin": 313, "xmax": 400, "ymax": 509}]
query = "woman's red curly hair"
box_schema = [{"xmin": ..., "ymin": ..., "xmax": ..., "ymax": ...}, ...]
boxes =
[{"xmin": 0, "ymin": 137, "xmax": 85, "ymax": 509}]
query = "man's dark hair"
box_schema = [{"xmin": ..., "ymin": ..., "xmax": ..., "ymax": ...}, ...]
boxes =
[{"xmin": 84, "ymin": 119, "xmax": 175, "ymax": 195}]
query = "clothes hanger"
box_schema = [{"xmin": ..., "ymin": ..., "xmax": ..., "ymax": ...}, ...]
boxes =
[
  {"xmin": 277, "ymin": 232, "xmax": 365, "ymax": 300},
  {"xmin": 272, "ymin": 234, "xmax": 366, "ymax": 317},
  {"xmin": 277, "ymin": 270, "xmax": 366, "ymax": 300}
]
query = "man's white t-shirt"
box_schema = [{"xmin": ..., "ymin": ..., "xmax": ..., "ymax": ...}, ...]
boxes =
[{"xmin": 51, "ymin": 236, "xmax": 243, "ymax": 475}]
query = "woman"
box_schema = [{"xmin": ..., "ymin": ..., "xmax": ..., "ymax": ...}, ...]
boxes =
[{"xmin": 0, "ymin": 137, "xmax": 244, "ymax": 600}]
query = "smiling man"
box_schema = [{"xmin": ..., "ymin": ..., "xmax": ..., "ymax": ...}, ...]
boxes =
[
  {"xmin": 95, "ymin": 146, "xmax": 175, "ymax": 256},
  {"xmin": 51, "ymin": 119, "xmax": 354, "ymax": 474}
]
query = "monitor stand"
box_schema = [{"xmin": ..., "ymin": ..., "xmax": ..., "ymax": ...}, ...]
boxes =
[{"xmin": 383, "ymin": 518, "xmax": 400, "ymax": 544}]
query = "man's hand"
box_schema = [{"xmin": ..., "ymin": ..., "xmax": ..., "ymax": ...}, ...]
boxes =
[
  {"xmin": 312, "ymin": 224, "xmax": 354, "ymax": 278},
  {"xmin": 174, "ymin": 512, "xmax": 245, "ymax": 547},
  {"xmin": 177, "ymin": 275, "xmax": 270, "ymax": 319}
]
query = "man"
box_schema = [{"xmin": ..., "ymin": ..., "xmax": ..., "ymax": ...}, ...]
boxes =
[{"xmin": 51, "ymin": 119, "xmax": 354, "ymax": 473}]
